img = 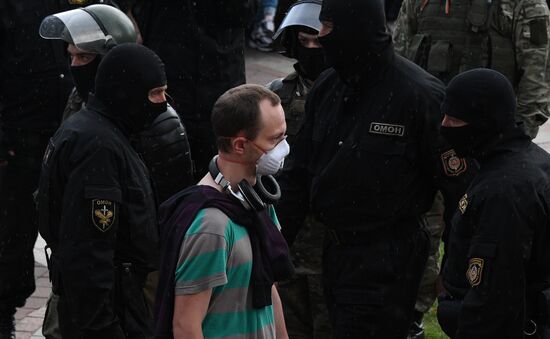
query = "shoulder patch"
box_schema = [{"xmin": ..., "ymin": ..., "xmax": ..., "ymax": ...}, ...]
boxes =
[
  {"xmin": 92, "ymin": 199, "xmax": 116, "ymax": 232},
  {"xmin": 466, "ymin": 258, "xmax": 484, "ymax": 287},
  {"xmin": 441, "ymin": 149, "xmax": 467, "ymax": 176},
  {"xmin": 369, "ymin": 122, "xmax": 405, "ymax": 137},
  {"xmin": 459, "ymin": 194, "xmax": 468, "ymax": 214}
]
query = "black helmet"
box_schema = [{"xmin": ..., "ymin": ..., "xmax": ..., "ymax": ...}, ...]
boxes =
[{"xmin": 39, "ymin": 4, "xmax": 136, "ymax": 54}]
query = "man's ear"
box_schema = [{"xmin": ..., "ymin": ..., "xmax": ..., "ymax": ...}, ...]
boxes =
[{"xmin": 232, "ymin": 137, "xmax": 247, "ymax": 155}]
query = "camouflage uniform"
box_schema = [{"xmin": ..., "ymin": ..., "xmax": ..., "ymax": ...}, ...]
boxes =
[
  {"xmin": 393, "ymin": 0, "xmax": 550, "ymax": 139},
  {"xmin": 268, "ymin": 70, "xmax": 332, "ymax": 339}
]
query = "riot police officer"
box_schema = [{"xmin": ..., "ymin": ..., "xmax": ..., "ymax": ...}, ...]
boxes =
[
  {"xmin": 0, "ymin": 1, "xmax": 74, "ymax": 337},
  {"xmin": 37, "ymin": 43, "xmax": 164, "ymax": 338},
  {"xmin": 38, "ymin": 6, "xmax": 194, "ymax": 338},
  {"xmin": 394, "ymin": 1, "xmax": 550, "ymax": 335},
  {"xmin": 40, "ymin": 4, "xmax": 194, "ymax": 203},
  {"xmin": 438, "ymin": 69, "xmax": 550, "ymax": 338},
  {"xmin": 268, "ymin": 0, "xmax": 327, "ymax": 144},
  {"xmin": 267, "ymin": 1, "xmax": 332, "ymax": 338},
  {"xmin": 276, "ymin": 0, "xmax": 474, "ymax": 337}
]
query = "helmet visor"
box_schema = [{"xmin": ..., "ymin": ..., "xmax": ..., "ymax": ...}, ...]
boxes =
[
  {"xmin": 39, "ymin": 9, "xmax": 107, "ymax": 52},
  {"xmin": 273, "ymin": 2, "xmax": 322, "ymax": 40}
]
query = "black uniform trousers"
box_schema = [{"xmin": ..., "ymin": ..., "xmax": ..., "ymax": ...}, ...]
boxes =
[
  {"xmin": 323, "ymin": 219, "xmax": 430, "ymax": 339},
  {"xmin": 0, "ymin": 129, "xmax": 51, "ymax": 310}
]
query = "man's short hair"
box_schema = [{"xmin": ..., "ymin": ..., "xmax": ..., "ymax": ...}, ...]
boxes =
[{"xmin": 211, "ymin": 84, "xmax": 281, "ymax": 153}]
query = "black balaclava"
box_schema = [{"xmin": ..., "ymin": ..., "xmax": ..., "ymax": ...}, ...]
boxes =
[
  {"xmin": 440, "ymin": 68, "xmax": 519, "ymax": 158},
  {"xmin": 71, "ymin": 54, "xmax": 101, "ymax": 101},
  {"xmin": 288, "ymin": 27, "xmax": 329, "ymax": 81},
  {"xmin": 318, "ymin": 0, "xmax": 392, "ymax": 81},
  {"xmin": 95, "ymin": 43, "xmax": 167, "ymax": 133}
]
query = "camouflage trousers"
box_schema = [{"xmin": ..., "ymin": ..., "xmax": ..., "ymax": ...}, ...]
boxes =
[
  {"xmin": 415, "ymin": 191, "xmax": 445, "ymax": 313},
  {"xmin": 278, "ymin": 274, "xmax": 333, "ymax": 339}
]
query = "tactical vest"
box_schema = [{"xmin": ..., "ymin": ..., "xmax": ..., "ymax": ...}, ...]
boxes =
[
  {"xmin": 268, "ymin": 72, "xmax": 310, "ymax": 144},
  {"xmin": 407, "ymin": 0, "xmax": 517, "ymax": 85}
]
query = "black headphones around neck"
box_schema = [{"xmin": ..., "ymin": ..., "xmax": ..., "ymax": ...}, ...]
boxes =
[{"xmin": 208, "ymin": 156, "xmax": 281, "ymax": 211}]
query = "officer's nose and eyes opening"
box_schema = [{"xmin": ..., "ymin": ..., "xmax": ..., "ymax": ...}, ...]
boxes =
[
  {"xmin": 298, "ymin": 32, "xmax": 322, "ymax": 49},
  {"xmin": 67, "ymin": 44, "xmax": 96, "ymax": 67},
  {"xmin": 441, "ymin": 114, "xmax": 468, "ymax": 128},
  {"xmin": 318, "ymin": 21, "xmax": 333, "ymax": 37},
  {"xmin": 148, "ymin": 85, "xmax": 168, "ymax": 103}
]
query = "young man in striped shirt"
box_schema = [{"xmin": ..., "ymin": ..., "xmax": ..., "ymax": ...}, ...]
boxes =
[{"xmin": 166, "ymin": 84, "xmax": 291, "ymax": 339}]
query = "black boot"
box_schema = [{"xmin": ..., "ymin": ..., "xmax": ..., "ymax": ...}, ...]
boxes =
[
  {"xmin": 0, "ymin": 307, "xmax": 15, "ymax": 339},
  {"xmin": 407, "ymin": 310, "xmax": 425, "ymax": 339}
]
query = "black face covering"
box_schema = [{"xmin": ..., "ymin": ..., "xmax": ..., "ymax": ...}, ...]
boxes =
[
  {"xmin": 95, "ymin": 43, "xmax": 167, "ymax": 133},
  {"xmin": 70, "ymin": 55, "xmax": 101, "ymax": 102},
  {"xmin": 146, "ymin": 100, "xmax": 168, "ymax": 121},
  {"xmin": 318, "ymin": 0, "xmax": 392, "ymax": 79},
  {"xmin": 295, "ymin": 44, "xmax": 328, "ymax": 80},
  {"xmin": 440, "ymin": 125, "xmax": 494, "ymax": 158},
  {"xmin": 441, "ymin": 69, "xmax": 520, "ymax": 158}
]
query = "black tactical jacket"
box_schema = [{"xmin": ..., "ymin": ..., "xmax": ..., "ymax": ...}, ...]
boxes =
[
  {"xmin": 277, "ymin": 50, "xmax": 474, "ymax": 243},
  {"xmin": 443, "ymin": 131, "xmax": 550, "ymax": 338},
  {"xmin": 38, "ymin": 97, "xmax": 158, "ymax": 338},
  {"xmin": 62, "ymin": 90, "xmax": 195, "ymax": 205}
]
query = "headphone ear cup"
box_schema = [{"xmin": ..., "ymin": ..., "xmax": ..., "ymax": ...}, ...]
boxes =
[
  {"xmin": 238, "ymin": 180, "xmax": 266, "ymax": 211},
  {"xmin": 254, "ymin": 175, "xmax": 281, "ymax": 205}
]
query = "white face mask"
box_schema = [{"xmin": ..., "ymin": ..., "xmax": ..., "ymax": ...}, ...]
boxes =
[{"xmin": 256, "ymin": 138, "xmax": 290, "ymax": 175}]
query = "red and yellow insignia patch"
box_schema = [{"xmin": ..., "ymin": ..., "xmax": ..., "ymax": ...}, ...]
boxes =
[
  {"xmin": 92, "ymin": 199, "xmax": 116, "ymax": 232},
  {"xmin": 441, "ymin": 149, "xmax": 467, "ymax": 177},
  {"xmin": 466, "ymin": 258, "xmax": 484, "ymax": 287}
]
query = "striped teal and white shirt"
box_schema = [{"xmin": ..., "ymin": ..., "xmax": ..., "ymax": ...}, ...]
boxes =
[{"xmin": 175, "ymin": 206, "xmax": 280, "ymax": 339}]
